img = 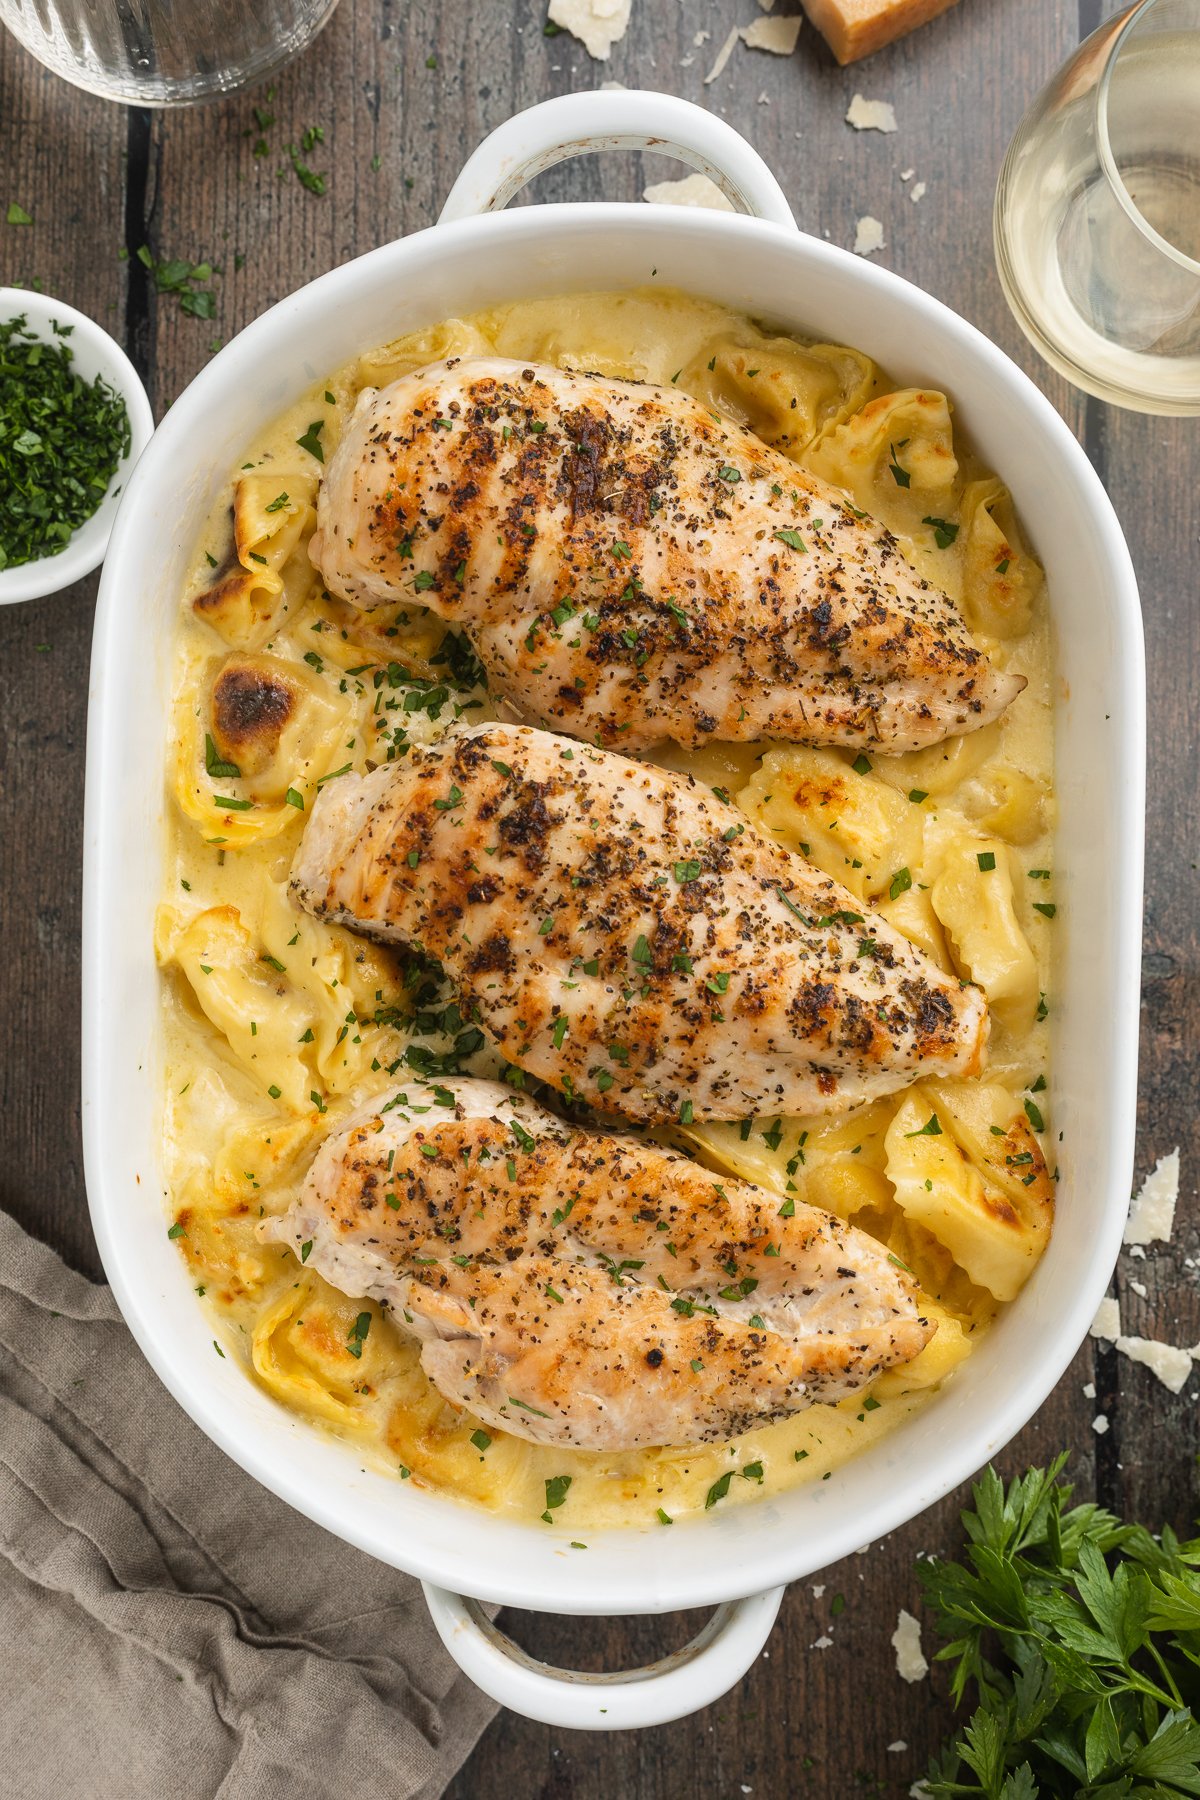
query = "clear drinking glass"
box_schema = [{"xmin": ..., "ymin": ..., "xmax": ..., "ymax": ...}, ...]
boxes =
[
  {"xmin": 995, "ymin": 0, "xmax": 1200, "ymax": 415},
  {"xmin": 0, "ymin": 0, "xmax": 341, "ymax": 105}
]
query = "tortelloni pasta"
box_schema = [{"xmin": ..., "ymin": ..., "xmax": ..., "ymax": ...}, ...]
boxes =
[{"xmin": 158, "ymin": 286, "xmax": 1056, "ymax": 1534}]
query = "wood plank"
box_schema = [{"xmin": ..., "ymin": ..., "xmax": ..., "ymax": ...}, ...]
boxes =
[{"xmin": 0, "ymin": 40, "xmax": 129, "ymax": 1278}]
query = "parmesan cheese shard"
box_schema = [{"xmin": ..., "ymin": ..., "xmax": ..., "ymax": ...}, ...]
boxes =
[
  {"xmin": 743, "ymin": 13, "xmax": 804, "ymax": 52},
  {"xmin": 546, "ymin": 0, "xmax": 631, "ymax": 60},
  {"xmin": 1116, "ymin": 1334, "xmax": 1193, "ymax": 1394},
  {"xmin": 1124, "ymin": 1148, "xmax": 1180, "ymax": 1245},
  {"xmin": 642, "ymin": 172, "xmax": 736, "ymax": 212},
  {"xmin": 910, "ymin": 181, "xmax": 927, "ymax": 203},
  {"xmin": 1090, "ymin": 1296, "xmax": 1121, "ymax": 1342},
  {"xmin": 704, "ymin": 24, "xmax": 741, "ymax": 83},
  {"xmin": 853, "ymin": 214, "xmax": 885, "ymax": 256},
  {"xmin": 846, "ymin": 94, "xmax": 898, "ymax": 133},
  {"xmin": 892, "ymin": 1609, "xmax": 928, "ymax": 1682},
  {"xmin": 801, "ymin": 0, "xmax": 960, "ymax": 65},
  {"xmin": 1092, "ymin": 1413, "xmax": 1110, "ymax": 1434}
]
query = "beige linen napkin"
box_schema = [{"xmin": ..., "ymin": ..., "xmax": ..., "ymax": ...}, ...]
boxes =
[{"xmin": 0, "ymin": 1210, "xmax": 498, "ymax": 1799}]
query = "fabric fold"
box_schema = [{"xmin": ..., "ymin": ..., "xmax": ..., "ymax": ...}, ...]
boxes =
[{"xmin": 0, "ymin": 1211, "xmax": 497, "ymax": 1800}]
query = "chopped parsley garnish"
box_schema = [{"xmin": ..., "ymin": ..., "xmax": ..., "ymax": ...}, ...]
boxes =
[
  {"xmin": 852, "ymin": 753, "xmax": 872, "ymax": 776},
  {"xmin": 508, "ymin": 1395, "xmax": 552, "ymax": 1418},
  {"xmin": 977, "ymin": 850, "xmax": 997, "ymax": 872},
  {"xmin": 889, "ymin": 867, "xmax": 913, "ymax": 899},
  {"xmin": 345, "ymin": 1310, "xmax": 371, "ymax": 1358},
  {"xmin": 705, "ymin": 1472, "xmax": 734, "ymax": 1509},
  {"xmin": 285, "ymin": 787, "xmax": 304, "ymax": 809},
  {"xmin": 0, "ymin": 313, "xmax": 132, "ymax": 570},
  {"xmin": 167, "ymin": 1221, "xmax": 186, "ymax": 1240},
  {"xmin": 470, "ymin": 1429, "xmax": 491, "ymax": 1452},
  {"xmin": 1024, "ymin": 1097, "xmax": 1045, "ymax": 1132},
  {"xmin": 1032, "ymin": 901, "xmax": 1057, "ymax": 918},
  {"xmin": 921, "ymin": 515, "xmax": 959, "ymax": 548},
  {"xmin": 673, "ymin": 858, "xmax": 702, "ymax": 884},
  {"xmin": 204, "ymin": 733, "xmax": 240, "ymax": 779},
  {"xmin": 542, "ymin": 1474, "xmax": 572, "ymax": 1521},
  {"xmin": 888, "ymin": 441, "xmax": 911, "ymax": 487},
  {"xmin": 908, "ymin": 789, "xmax": 928, "ymax": 804},
  {"xmin": 300, "ymin": 1239, "xmax": 312, "ymax": 1261},
  {"xmin": 774, "ymin": 528, "xmax": 807, "ymax": 552},
  {"xmin": 679, "ymin": 1100, "xmax": 694, "ymax": 1125},
  {"xmin": 296, "ymin": 419, "xmax": 325, "ymax": 461},
  {"xmin": 264, "ymin": 491, "xmax": 289, "ymax": 514},
  {"xmin": 717, "ymin": 464, "xmax": 740, "ymax": 483},
  {"xmin": 905, "ymin": 1113, "xmax": 942, "ymax": 1138},
  {"xmin": 136, "ymin": 247, "xmax": 218, "ymax": 318}
]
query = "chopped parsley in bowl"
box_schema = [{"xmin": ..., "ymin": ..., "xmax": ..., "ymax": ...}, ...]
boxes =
[{"xmin": 0, "ymin": 288, "xmax": 153, "ymax": 604}]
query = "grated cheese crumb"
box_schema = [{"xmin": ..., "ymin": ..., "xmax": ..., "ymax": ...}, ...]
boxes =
[
  {"xmin": 892, "ymin": 1608, "xmax": 928, "ymax": 1682},
  {"xmin": 642, "ymin": 173, "xmax": 735, "ymax": 212},
  {"xmin": 1090, "ymin": 1296, "xmax": 1121, "ymax": 1341},
  {"xmin": 546, "ymin": 0, "xmax": 631, "ymax": 59},
  {"xmin": 1116, "ymin": 1334, "xmax": 1193, "ymax": 1393},
  {"xmin": 1082, "ymin": 1380, "xmax": 1096, "ymax": 1399},
  {"xmin": 853, "ymin": 215, "xmax": 885, "ymax": 256},
  {"xmin": 812, "ymin": 1633, "xmax": 834, "ymax": 1649},
  {"xmin": 693, "ymin": 28, "xmax": 711, "ymax": 46},
  {"xmin": 703, "ymin": 24, "xmax": 742, "ymax": 83},
  {"xmin": 846, "ymin": 94, "xmax": 898, "ymax": 133},
  {"xmin": 887, "ymin": 1741, "xmax": 908, "ymax": 1753},
  {"xmin": 900, "ymin": 167, "xmax": 915, "ymax": 181},
  {"xmin": 1092, "ymin": 1413, "xmax": 1110, "ymax": 1434},
  {"xmin": 910, "ymin": 181, "xmax": 927, "ymax": 203},
  {"xmin": 1124, "ymin": 1148, "xmax": 1180, "ymax": 1245},
  {"xmin": 742, "ymin": 13, "xmax": 804, "ymax": 53},
  {"xmin": 1129, "ymin": 1278, "xmax": 1148, "ymax": 1298},
  {"xmin": 811, "ymin": 1582, "xmax": 826, "ymax": 1597}
]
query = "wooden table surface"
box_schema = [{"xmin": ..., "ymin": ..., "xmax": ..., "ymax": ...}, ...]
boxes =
[{"xmin": 1, "ymin": 1, "xmax": 1195, "ymax": 1794}]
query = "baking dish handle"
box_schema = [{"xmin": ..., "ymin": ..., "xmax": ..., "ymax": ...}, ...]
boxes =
[
  {"xmin": 421, "ymin": 1580, "xmax": 785, "ymax": 1730},
  {"xmin": 438, "ymin": 89, "xmax": 796, "ymax": 229}
]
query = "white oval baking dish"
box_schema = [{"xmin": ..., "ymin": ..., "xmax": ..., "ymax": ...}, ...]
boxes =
[{"xmin": 82, "ymin": 90, "xmax": 1145, "ymax": 1731}]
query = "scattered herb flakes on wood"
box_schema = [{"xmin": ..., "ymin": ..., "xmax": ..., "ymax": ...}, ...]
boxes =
[
  {"xmin": 919, "ymin": 1456, "xmax": 1200, "ymax": 1797},
  {"xmin": 0, "ymin": 313, "xmax": 131, "ymax": 569},
  {"xmin": 137, "ymin": 246, "xmax": 219, "ymax": 319}
]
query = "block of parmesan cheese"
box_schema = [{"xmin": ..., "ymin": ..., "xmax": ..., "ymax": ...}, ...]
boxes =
[{"xmin": 802, "ymin": 0, "xmax": 960, "ymax": 64}]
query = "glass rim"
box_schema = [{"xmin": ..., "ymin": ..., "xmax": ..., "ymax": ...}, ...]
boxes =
[{"xmin": 1097, "ymin": 0, "xmax": 1200, "ymax": 278}]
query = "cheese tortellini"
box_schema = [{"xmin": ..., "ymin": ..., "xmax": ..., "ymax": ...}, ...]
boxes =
[
  {"xmin": 738, "ymin": 746, "xmax": 924, "ymax": 904},
  {"xmin": 161, "ymin": 286, "xmax": 1056, "ymax": 1529}
]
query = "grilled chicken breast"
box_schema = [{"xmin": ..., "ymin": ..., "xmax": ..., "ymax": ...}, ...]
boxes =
[
  {"xmin": 309, "ymin": 356, "xmax": 1023, "ymax": 754},
  {"xmin": 292, "ymin": 721, "xmax": 988, "ymax": 1123},
  {"xmin": 260, "ymin": 1077, "xmax": 934, "ymax": 1450}
]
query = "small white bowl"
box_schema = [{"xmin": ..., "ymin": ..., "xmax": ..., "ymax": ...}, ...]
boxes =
[{"xmin": 0, "ymin": 287, "xmax": 153, "ymax": 605}]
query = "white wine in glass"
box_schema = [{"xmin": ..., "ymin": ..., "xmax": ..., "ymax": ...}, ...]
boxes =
[{"xmin": 995, "ymin": 0, "xmax": 1200, "ymax": 415}]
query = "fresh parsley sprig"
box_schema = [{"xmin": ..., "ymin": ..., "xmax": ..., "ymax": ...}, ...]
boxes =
[{"xmin": 919, "ymin": 1456, "xmax": 1200, "ymax": 1798}]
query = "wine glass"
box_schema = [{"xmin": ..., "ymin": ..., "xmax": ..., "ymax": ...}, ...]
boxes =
[
  {"xmin": 994, "ymin": 0, "xmax": 1200, "ymax": 415},
  {"xmin": 0, "ymin": 0, "xmax": 340, "ymax": 105}
]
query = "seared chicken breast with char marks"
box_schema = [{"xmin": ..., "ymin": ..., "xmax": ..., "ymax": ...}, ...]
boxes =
[
  {"xmin": 260, "ymin": 1077, "xmax": 934, "ymax": 1451},
  {"xmin": 309, "ymin": 356, "xmax": 1023, "ymax": 754},
  {"xmin": 291, "ymin": 720, "xmax": 988, "ymax": 1124}
]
